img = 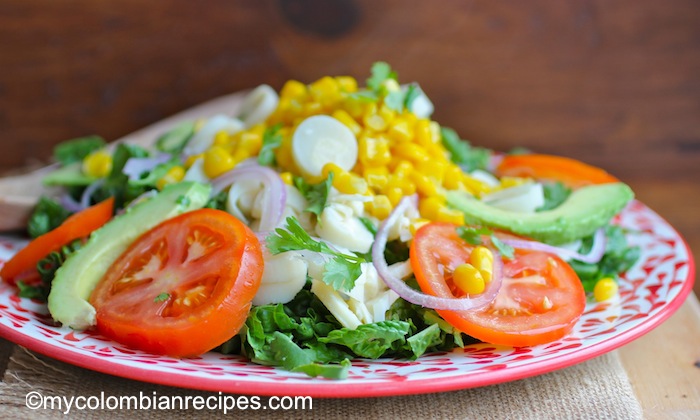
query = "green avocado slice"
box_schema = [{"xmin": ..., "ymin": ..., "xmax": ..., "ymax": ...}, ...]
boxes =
[
  {"xmin": 446, "ymin": 182, "xmax": 634, "ymax": 245},
  {"xmin": 47, "ymin": 181, "xmax": 211, "ymax": 330}
]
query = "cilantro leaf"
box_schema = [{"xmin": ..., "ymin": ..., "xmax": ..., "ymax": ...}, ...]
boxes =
[
  {"xmin": 384, "ymin": 89, "xmax": 406, "ymax": 112},
  {"xmin": 537, "ymin": 182, "xmax": 572, "ymax": 212},
  {"xmin": 367, "ymin": 62, "xmax": 397, "ymax": 92},
  {"xmin": 403, "ymin": 83, "xmax": 421, "ymax": 111},
  {"xmin": 294, "ymin": 173, "xmax": 334, "ymax": 217},
  {"xmin": 456, "ymin": 226, "xmax": 491, "ymax": 246},
  {"xmin": 440, "ymin": 127, "xmax": 491, "ymax": 172},
  {"xmin": 266, "ymin": 216, "xmax": 367, "ymax": 291},
  {"xmin": 154, "ymin": 293, "xmax": 170, "ymax": 303},
  {"xmin": 347, "ymin": 90, "xmax": 378, "ymax": 103},
  {"xmin": 54, "ymin": 135, "xmax": 106, "ymax": 166},
  {"xmin": 490, "ymin": 234, "xmax": 515, "ymax": 259},
  {"xmin": 258, "ymin": 124, "xmax": 283, "ymax": 166},
  {"xmin": 323, "ymin": 256, "xmax": 363, "ymax": 292}
]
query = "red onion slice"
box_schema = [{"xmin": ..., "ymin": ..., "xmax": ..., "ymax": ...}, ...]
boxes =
[
  {"xmin": 123, "ymin": 154, "xmax": 172, "ymax": 182},
  {"xmin": 80, "ymin": 179, "xmax": 104, "ymax": 209},
  {"xmin": 501, "ymin": 228, "xmax": 606, "ymax": 264},
  {"xmin": 372, "ymin": 195, "xmax": 503, "ymax": 311},
  {"xmin": 60, "ymin": 193, "xmax": 84, "ymax": 213},
  {"xmin": 211, "ymin": 163, "xmax": 286, "ymax": 231}
]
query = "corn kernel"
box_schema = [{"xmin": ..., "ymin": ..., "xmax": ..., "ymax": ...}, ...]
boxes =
[
  {"xmin": 213, "ymin": 130, "xmax": 230, "ymax": 147},
  {"xmin": 461, "ymin": 174, "xmax": 492, "ymax": 196},
  {"xmin": 367, "ymin": 195, "xmax": 392, "ymax": 219},
  {"xmin": 453, "ymin": 264, "xmax": 485, "ymax": 295},
  {"xmin": 363, "ymin": 103, "xmax": 390, "ymax": 132},
  {"xmin": 203, "ymin": 146, "xmax": 236, "ymax": 178},
  {"xmin": 499, "ymin": 176, "xmax": 531, "ymax": 189},
  {"xmin": 409, "ymin": 218, "xmax": 430, "ymax": 235},
  {"xmin": 280, "ymin": 80, "xmax": 307, "ymax": 100},
  {"xmin": 302, "ymin": 101, "xmax": 324, "ymax": 117},
  {"xmin": 156, "ymin": 165, "xmax": 185, "ymax": 190},
  {"xmin": 593, "ymin": 277, "xmax": 618, "ymax": 302},
  {"xmin": 443, "ymin": 164, "xmax": 465, "ymax": 189},
  {"xmin": 385, "ymin": 174, "xmax": 416, "ymax": 195},
  {"xmin": 342, "ymin": 96, "xmax": 369, "ymax": 120},
  {"xmin": 184, "ymin": 153, "xmax": 203, "ymax": 169},
  {"xmin": 410, "ymin": 171, "xmax": 438, "ymax": 197},
  {"xmin": 335, "ymin": 76, "xmax": 358, "ymax": 93},
  {"xmin": 275, "ymin": 135, "xmax": 296, "ymax": 172},
  {"xmin": 237, "ymin": 131, "xmax": 263, "ymax": 156},
  {"xmin": 82, "ymin": 151, "xmax": 113, "ymax": 178},
  {"xmin": 387, "ymin": 118, "xmax": 414, "ymax": 143},
  {"xmin": 332, "ymin": 109, "xmax": 362, "ymax": 135},
  {"xmin": 334, "ymin": 172, "xmax": 368, "ymax": 194},
  {"xmin": 358, "ymin": 135, "xmax": 391, "ymax": 167},
  {"xmin": 470, "ymin": 246, "xmax": 494, "ymax": 282},
  {"xmin": 322, "ymin": 162, "xmax": 347, "ymax": 179},
  {"xmin": 414, "ymin": 119, "xmax": 434, "ymax": 147},
  {"xmin": 392, "ymin": 160, "xmax": 414, "ymax": 179},
  {"xmin": 428, "ymin": 121, "xmax": 442, "ymax": 143},
  {"xmin": 385, "ymin": 187, "xmax": 404, "ymax": 207},
  {"xmin": 309, "ymin": 76, "xmax": 341, "ymax": 107},
  {"xmin": 416, "ymin": 160, "xmax": 447, "ymax": 185},
  {"xmin": 363, "ymin": 166, "xmax": 389, "ymax": 190},
  {"xmin": 419, "ymin": 196, "xmax": 444, "ymax": 220},
  {"xmin": 436, "ymin": 207, "xmax": 465, "ymax": 225},
  {"xmin": 280, "ymin": 172, "xmax": 294, "ymax": 185},
  {"xmin": 393, "ymin": 143, "xmax": 429, "ymax": 163}
]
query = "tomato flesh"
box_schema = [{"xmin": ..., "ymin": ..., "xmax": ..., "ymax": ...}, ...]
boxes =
[
  {"xmin": 89, "ymin": 209, "xmax": 263, "ymax": 357},
  {"xmin": 410, "ymin": 222, "xmax": 586, "ymax": 347}
]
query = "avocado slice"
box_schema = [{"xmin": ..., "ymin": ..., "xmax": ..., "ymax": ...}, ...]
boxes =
[
  {"xmin": 446, "ymin": 182, "xmax": 634, "ymax": 245},
  {"xmin": 47, "ymin": 181, "xmax": 211, "ymax": 329}
]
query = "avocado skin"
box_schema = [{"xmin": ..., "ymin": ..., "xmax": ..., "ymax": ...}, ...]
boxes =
[
  {"xmin": 47, "ymin": 181, "xmax": 211, "ymax": 330},
  {"xmin": 446, "ymin": 182, "xmax": 634, "ymax": 245}
]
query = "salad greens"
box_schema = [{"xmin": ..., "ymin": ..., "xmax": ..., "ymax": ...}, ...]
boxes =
[
  {"xmin": 27, "ymin": 197, "xmax": 72, "ymax": 238},
  {"xmin": 440, "ymin": 127, "xmax": 491, "ymax": 172}
]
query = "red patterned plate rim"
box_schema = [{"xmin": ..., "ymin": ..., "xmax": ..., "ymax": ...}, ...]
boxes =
[{"xmin": 0, "ymin": 200, "xmax": 695, "ymax": 398}]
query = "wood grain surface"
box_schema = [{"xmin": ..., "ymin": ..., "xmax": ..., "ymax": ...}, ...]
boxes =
[{"xmin": 0, "ymin": 0, "xmax": 698, "ymax": 292}]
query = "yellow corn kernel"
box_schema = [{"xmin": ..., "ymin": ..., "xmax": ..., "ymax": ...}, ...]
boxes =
[
  {"xmin": 358, "ymin": 134, "xmax": 391, "ymax": 167},
  {"xmin": 499, "ymin": 176, "xmax": 530, "ymax": 189},
  {"xmin": 280, "ymin": 172, "xmax": 294, "ymax": 185},
  {"xmin": 213, "ymin": 130, "xmax": 230, "ymax": 147},
  {"xmin": 82, "ymin": 151, "xmax": 113, "ymax": 178},
  {"xmin": 414, "ymin": 119, "xmax": 433, "ymax": 147},
  {"xmin": 436, "ymin": 207, "xmax": 465, "ymax": 225},
  {"xmin": 392, "ymin": 160, "xmax": 414, "ymax": 179},
  {"xmin": 203, "ymin": 146, "xmax": 236, "ymax": 178},
  {"xmin": 387, "ymin": 118, "xmax": 414, "ymax": 144},
  {"xmin": 461, "ymin": 174, "xmax": 492, "ymax": 196},
  {"xmin": 385, "ymin": 187, "xmax": 404, "ymax": 207},
  {"xmin": 274, "ymin": 136, "xmax": 296, "ymax": 172},
  {"xmin": 363, "ymin": 166, "xmax": 389, "ymax": 190},
  {"xmin": 334, "ymin": 172, "xmax": 368, "ymax": 194},
  {"xmin": 470, "ymin": 246, "xmax": 494, "ymax": 283},
  {"xmin": 335, "ymin": 76, "xmax": 358, "ymax": 93},
  {"xmin": 321, "ymin": 162, "xmax": 347, "ymax": 180},
  {"xmin": 342, "ymin": 96, "xmax": 369, "ymax": 120},
  {"xmin": 302, "ymin": 101, "xmax": 324, "ymax": 117},
  {"xmin": 184, "ymin": 153, "xmax": 203, "ymax": 169},
  {"xmin": 156, "ymin": 165, "xmax": 186, "ymax": 190},
  {"xmin": 385, "ymin": 174, "xmax": 416, "ymax": 195},
  {"xmin": 453, "ymin": 264, "xmax": 486, "ymax": 295},
  {"xmin": 280, "ymin": 80, "xmax": 307, "ymax": 100},
  {"xmin": 237, "ymin": 131, "xmax": 263, "ymax": 156},
  {"xmin": 363, "ymin": 103, "xmax": 390, "ymax": 132},
  {"xmin": 419, "ymin": 196, "xmax": 444, "ymax": 220},
  {"xmin": 367, "ymin": 195, "xmax": 393, "ymax": 219},
  {"xmin": 393, "ymin": 142, "xmax": 429, "ymax": 164},
  {"xmin": 309, "ymin": 76, "xmax": 341, "ymax": 106},
  {"xmin": 410, "ymin": 171, "xmax": 438, "ymax": 197},
  {"xmin": 416, "ymin": 160, "xmax": 447, "ymax": 185},
  {"xmin": 409, "ymin": 218, "xmax": 430, "ymax": 235},
  {"xmin": 443, "ymin": 164, "xmax": 465, "ymax": 190},
  {"xmin": 428, "ymin": 121, "xmax": 442, "ymax": 143},
  {"xmin": 594, "ymin": 277, "xmax": 619, "ymax": 302},
  {"xmin": 332, "ymin": 109, "xmax": 362, "ymax": 135}
]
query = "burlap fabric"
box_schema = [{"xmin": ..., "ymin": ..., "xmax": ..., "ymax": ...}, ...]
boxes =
[{"xmin": 0, "ymin": 338, "xmax": 642, "ymax": 419}]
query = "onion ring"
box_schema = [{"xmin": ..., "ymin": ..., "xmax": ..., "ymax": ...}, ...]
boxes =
[
  {"xmin": 371, "ymin": 195, "xmax": 503, "ymax": 311},
  {"xmin": 502, "ymin": 228, "xmax": 606, "ymax": 264}
]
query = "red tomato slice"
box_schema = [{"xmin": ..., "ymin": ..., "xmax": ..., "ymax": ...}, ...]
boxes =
[
  {"xmin": 410, "ymin": 222, "xmax": 586, "ymax": 347},
  {"xmin": 89, "ymin": 208, "xmax": 263, "ymax": 357},
  {"xmin": 1, "ymin": 197, "xmax": 114, "ymax": 286}
]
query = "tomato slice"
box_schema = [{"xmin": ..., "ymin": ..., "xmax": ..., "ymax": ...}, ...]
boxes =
[
  {"xmin": 89, "ymin": 208, "xmax": 263, "ymax": 357},
  {"xmin": 496, "ymin": 154, "xmax": 619, "ymax": 189},
  {"xmin": 410, "ymin": 222, "xmax": 586, "ymax": 347},
  {"xmin": 1, "ymin": 197, "xmax": 114, "ymax": 286}
]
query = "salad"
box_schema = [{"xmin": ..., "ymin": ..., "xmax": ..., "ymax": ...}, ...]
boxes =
[{"xmin": 0, "ymin": 63, "xmax": 640, "ymax": 379}]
